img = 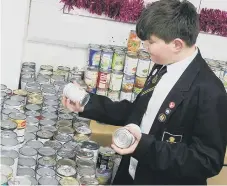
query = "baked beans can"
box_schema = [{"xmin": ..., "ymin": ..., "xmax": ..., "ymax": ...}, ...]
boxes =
[
  {"xmin": 88, "ymin": 44, "xmax": 101, "ymax": 67},
  {"xmin": 84, "ymin": 66, "xmax": 98, "ymax": 89},
  {"xmin": 26, "ymin": 140, "xmax": 44, "ymax": 150},
  {"xmin": 107, "ymin": 90, "xmax": 120, "ymax": 101},
  {"xmin": 19, "ymin": 146, "xmax": 37, "ymax": 160},
  {"xmin": 97, "ymin": 147, "xmax": 115, "ymax": 170},
  {"xmin": 96, "ymin": 88, "xmax": 108, "ymax": 96},
  {"xmin": 120, "ymin": 91, "xmax": 132, "ymax": 101},
  {"xmin": 109, "ymin": 70, "xmax": 123, "ymax": 91},
  {"xmin": 135, "ymin": 76, "xmax": 146, "ymax": 89},
  {"xmin": 112, "ymin": 48, "xmax": 126, "ymax": 71},
  {"xmin": 121, "ymin": 74, "xmax": 135, "ymax": 92},
  {"xmin": 37, "ymin": 130, "xmax": 54, "ymax": 144},
  {"xmin": 136, "ymin": 50, "xmax": 151, "ymax": 77},
  {"xmin": 36, "ymin": 167, "xmax": 56, "ymax": 181},
  {"xmin": 97, "ymin": 69, "xmax": 111, "ymax": 89},
  {"xmin": 124, "ymin": 52, "xmax": 138, "ymax": 75},
  {"xmin": 38, "ymin": 176, "xmax": 59, "ymax": 185},
  {"xmin": 100, "ymin": 48, "xmax": 114, "ymax": 71}
]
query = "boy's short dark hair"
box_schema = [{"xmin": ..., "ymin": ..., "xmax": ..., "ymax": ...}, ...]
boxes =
[{"xmin": 136, "ymin": 0, "xmax": 199, "ymax": 47}]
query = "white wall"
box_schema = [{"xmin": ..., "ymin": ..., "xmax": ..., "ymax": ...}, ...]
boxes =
[{"xmin": 1, "ymin": 0, "xmax": 30, "ymax": 89}]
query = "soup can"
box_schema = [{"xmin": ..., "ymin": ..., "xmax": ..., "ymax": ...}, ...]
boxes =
[
  {"xmin": 37, "ymin": 156, "xmax": 57, "ymax": 169},
  {"xmin": 37, "ymin": 130, "xmax": 54, "ymax": 144},
  {"xmin": 113, "ymin": 128, "xmax": 135, "ymax": 149},
  {"xmin": 124, "ymin": 52, "xmax": 138, "ymax": 75},
  {"xmin": 63, "ymin": 140, "xmax": 78, "ymax": 152},
  {"xmin": 56, "ymin": 165, "xmax": 77, "ymax": 181},
  {"xmin": 120, "ymin": 91, "xmax": 132, "ymax": 101},
  {"xmin": 26, "ymin": 140, "xmax": 44, "ymax": 150},
  {"xmin": 121, "ymin": 74, "xmax": 135, "ymax": 92},
  {"xmin": 136, "ymin": 50, "xmax": 151, "ymax": 77},
  {"xmin": 135, "ymin": 76, "xmax": 146, "ymax": 89},
  {"xmin": 25, "ymin": 104, "xmax": 41, "ymax": 112},
  {"xmin": 41, "ymin": 112, "xmax": 58, "ymax": 121},
  {"xmin": 44, "ymin": 140, "xmax": 62, "ymax": 151},
  {"xmin": 109, "ymin": 70, "xmax": 123, "ymax": 91},
  {"xmin": 18, "ymin": 157, "xmax": 36, "ymax": 170},
  {"xmin": 100, "ymin": 48, "xmax": 113, "ymax": 71},
  {"xmin": 8, "ymin": 176, "xmax": 31, "ymax": 186},
  {"xmin": 112, "ymin": 48, "xmax": 126, "ymax": 71},
  {"xmin": 37, "ymin": 146, "xmax": 56, "ymax": 160},
  {"xmin": 38, "ymin": 176, "xmax": 59, "ymax": 185},
  {"xmin": 36, "ymin": 167, "xmax": 56, "ymax": 181},
  {"xmin": 97, "ymin": 147, "xmax": 115, "ymax": 170},
  {"xmin": 84, "ymin": 66, "xmax": 98, "ymax": 89},
  {"xmin": 19, "ymin": 146, "xmax": 37, "ymax": 160},
  {"xmin": 97, "ymin": 69, "xmax": 111, "ymax": 89}
]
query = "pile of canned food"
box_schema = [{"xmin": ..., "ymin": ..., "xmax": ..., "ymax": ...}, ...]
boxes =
[
  {"xmin": 0, "ymin": 62, "xmax": 121, "ymax": 185},
  {"xmin": 85, "ymin": 43, "xmax": 154, "ymax": 102}
]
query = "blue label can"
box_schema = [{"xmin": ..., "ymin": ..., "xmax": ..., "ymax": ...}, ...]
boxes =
[{"xmin": 88, "ymin": 45, "xmax": 101, "ymax": 67}]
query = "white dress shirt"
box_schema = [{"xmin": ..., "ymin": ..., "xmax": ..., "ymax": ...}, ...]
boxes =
[{"xmin": 129, "ymin": 48, "xmax": 198, "ymax": 179}]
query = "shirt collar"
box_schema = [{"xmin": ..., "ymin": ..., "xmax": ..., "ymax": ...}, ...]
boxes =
[{"xmin": 167, "ymin": 48, "xmax": 198, "ymax": 73}]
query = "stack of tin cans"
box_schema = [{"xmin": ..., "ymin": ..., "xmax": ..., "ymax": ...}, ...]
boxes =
[{"xmin": 85, "ymin": 44, "xmax": 154, "ymax": 102}]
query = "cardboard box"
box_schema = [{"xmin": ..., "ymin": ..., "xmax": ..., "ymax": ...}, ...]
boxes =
[
  {"xmin": 207, "ymin": 166, "xmax": 227, "ymax": 185},
  {"xmin": 90, "ymin": 120, "xmax": 120, "ymax": 147},
  {"xmin": 224, "ymin": 148, "xmax": 227, "ymax": 165}
]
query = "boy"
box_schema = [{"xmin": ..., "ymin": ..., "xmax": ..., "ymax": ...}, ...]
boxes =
[{"xmin": 63, "ymin": 0, "xmax": 227, "ymax": 184}]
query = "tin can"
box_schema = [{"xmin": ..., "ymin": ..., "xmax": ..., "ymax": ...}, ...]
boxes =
[
  {"xmin": 41, "ymin": 125, "xmax": 57, "ymax": 133},
  {"xmin": 36, "ymin": 75, "xmax": 50, "ymax": 85},
  {"xmin": 109, "ymin": 71, "xmax": 123, "ymax": 91},
  {"xmin": 41, "ymin": 112, "xmax": 58, "ymax": 121},
  {"xmin": 135, "ymin": 76, "xmax": 146, "ymax": 88},
  {"xmin": 81, "ymin": 141, "xmax": 99, "ymax": 162},
  {"xmin": 112, "ymin": 49, "xmax": 125, "ymax": 71},
  {"xmin": 26, "ymin": 125, "xmax": 39, "ymax": 134},
  {"xmin": 136, "ymin": 50, "xmax": 151, "ymax": 77},
  {"xmin": 8, "ymin": 176, "xmax": 31, "ymax": 186},
  {"xmin": 0, "ymin": 174, "xmax": 8, "ymax": 186},
  {"xmin": 37, "ymin": 156, "xmax": 57, "ymax": 169},
  {"xmin": 1, "ymin": 130, "xmax": 17, "ymax": 139},
  {"xmin": 79, "ymin": 177, "xmax": 99, "ymax": 185},
  {"xmin": 58, "ymin": 113, "xmax": 73, "ymax": 122},
  {"xmin": 22, "ymin": 61, "xmax": 36, "ymax": 68},
  {"xmin": 25, "ymin": 104, "xmax": 41, "ymax": 112},
  {"xmin": 25, "ymin": 82, "xmax": 41, "ymax": 90},
  {"xmin": 57, "ymin": 158, "xmax": 76, "ymax": 168},
  {"xmin": 21, "ymin": 71, "xmax": 35, "ymax": 79},
  {"xmin": 38, "ymin": 176, "xmax": 59, "ymax": 185},
  {"xmin": 54, "ymin": 81, "xmax": 67, "ymax": 92},
  {"xmin": 97, "ymin": 147, "xmax": 115, "ymax": 170},
  {"xmin": 58, "ymin": 127, "xmax": 74, "ymax": 138},
  {"xmin": 42, "ymin": 100, "xmax": 58, "ymax": 110},
  {"xmin": 122, "ymin": 74, "xmax": 135, "ymax": 92},
  {"xmin": 56, "ymin": 165, "xmax": 77, "ymax": 181},
  {"xmin": 17, "ymin": 167, "xmax": 35, "ymax": 177},
  {"xmin": 40, "ymin": 65, "xmax": 53, "ymax": 72},
  {"xmin": 27, "ymin": 87, "xmax": 42, "ymax": 96},
  {"xmin": 60, "ymin": 177, "xmax": 79, "ymax": 186},
  {"xmin": 56, "ymin": 120, "xmax": 72, "ymax": 129},
  {"xmin": 107, "ymin": 90, "xmax": 120, "ymax": 101},
  {"xmin": 75, "ymin": 125, "xmax": 91, "ymax": 138},
  {"xmin": 88, "ymin": 44, "xmax": 101, "ymax": 67},
  {"xmin": 44, "ymin": 95, "xmax": 58, "ymax": 101},
  {"xmin": 124, "ymin": 52, "xmax": 138, "ymax": 75},
  {"xmin": 100, "ymin": 48, "xmax": 113, "ymax": 71},
  {"xmin": 37, "ymin": 146, "xmax": 56, "ymax": 160},
  {"xmin": 0, "ymin": 165, "xmax": 13, "ymax": 180},
  {"xmin": 41, "ymin": 84, "xmax": 55, "ymax": 90},
  {"xmin": 1, "ymin": 120, "xmax": 17, "ymax": 131},
  {"xmin": 26, "ymin": 140, "xmax": 44, "ymax": 150},
  {"xmin": 27, "ymin": 93, "xmax": 43, "ymax": 105},
  {"xmin": 97, "ymin": 69, "xmax": 111, "ymax": 89},
  {"xmin": 127, "ymin": 30, "xmax": 141, "ymax": 52},
  {"xmin": 21, "ymin": 78, "xmax": 35, "ymax": 90},
  {"xmin": 63, "ymin": 83, "xmax": 90, "ymax": 107},
  {"xmin": 10, "ymin": 95, "xmax": 25, "ymax": 106},
  {"xmin": 4, "ymin": 100, "xmax": 23, "ymax": 112},
  {"xmin": 63, "ymin": 140, "xmax": 78, "ymax": 152},
  {"xmin": 24, "ymin": 132, "xmax": 36, "ymax": 142},
  {"xmin": 51, "ymin": 75, "xmax": 65, "ymax": 83},
  {"xmin": 54, "ymin": 132, "xmax": 72, "ymax": 145},
  {"xmin": 0, "ymin": 138, "xmax": 19, "ymax": 151},
  {"xmin": 26, "ymin": 116, "xmax": 39, "ymax": 126},
  {"xmin": 42, "ymin": 88, "xmax": 56, "ymax": 97},
  {"xmin": 96, "ymin": 168, "xmax": 112, "ymax": 185},
  {"xmin": 96, "ymin": 88, "xmax": 108, "ymax": 96},
  {"xmin": 111, "ymin": 155, "xmax": 122, "ymax": 183},
  {"xmin": 0, "ymin": 157, "xmax": 14, "ymax": 169},
  {"xmin": 40, "ymin": 119, "xmax": 56, "ymax": 128},
  {"xmin": 44, "ymin": 140, "xmax": 62, "ymax": 151},
  {"xmin": 22, "ymin": 66, "xmax": 35, "ymax": 72},
  {"xmin": 73, "ymin": 116, "xmax": 90, "ymax": 126},
  {"xmin": 1, "ymin": 108, "xmax": 20, "ymax": 120},
  {"xmin": 27, "ymin": 176, "xmax": 38, "ymax": 186},
  {"xmin": 76, "ymin": 148, "xmax": 94, "ymax": 161},
  {"xmin": 57, "ymin": 148, "xmax": 76, "ymax": 160},
  {"xmin": 77, "ymin": 166, "xmax": 96, "ymax": 180},
  {"xmin": 18, "ymin": 157, "xmax": 36, "ymax": 170},
  {"xmin": 25, "ymin": 111, "xmax": 40, "ymax": 118},
  {"xmin": 120, "ymin": 91, "xmax": 132, "ymax": 101},
  {"xmin": 113, "ymin": 128, "xmax": 135, "ymax": 149},
  {"xmin": 84, "ymin": 66, "xmax": 98, "ymax": 89},
  {"xmin": 19, "ymin": 146, "xmax": 37, "ymax": 159},
  {"xmin": 37, "ymin": 130, "xmax": 54, "ymax": 144},
  {"xmin": 36, "ymin": 167, "xmax": 56, "ymax": 181},
  {"xmin": 1, "ymin": 84, "xmax": 7, "ymax": 91},
  {"xmin": 13, "ymin": 89, "xmax": 28, "ymax": 97}
]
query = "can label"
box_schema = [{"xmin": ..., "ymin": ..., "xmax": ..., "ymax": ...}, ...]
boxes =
[
  {"xmin": 89, "ymin": 48, "xmax": 101, "ymax": 67},
  {"xmin": 122, "ymin": 75, "xmax": 135, "ymax": 92},
  {"xmin": 87, "ymin": 87, "xmax": 97, "ymax": 94},
  {"xmin": 12, "ymin": 119, "xmax": 26, "ymax": 129},
  {"xmin": 107, "ymin": 90, "xmax": 120, "ymax": 102},
  {"xmin": 120, "ymin": 91, "xmax": 132, "ymax": 101},
  {"xmin": 96, "ymin": 88, "xmax": 108, "ymax": 96},
  {"xmin": 109, "ymin": 72, "xmax": 123, "ymax": 91},
  {"xmin": 135, "ymin": 76, "xmax": 146, "ymax": 89},
  {"xmin": 97, "ymin": 71, "xmax": 111, "ymax": 89},
  {"xmin": 112, "ymin": 52, "xmax": 125, "ymax": 71},
  {"xmin": 136, "ymin": 59, "xmax": 150, "ymax": 77},
  {"xmin": 124, "ymin": 55, "xmax": 138, "ymax": 75},
  {"xmin": 85, "ymin": 69, "xmax": 98, "ymax": 88},
  {"xmin": 100, "ymin": 52, "xmax": 113, "ymax": 71},
  {"xmin": 97, "ymin": 153, "xmax": 114, "ymax": 170}
]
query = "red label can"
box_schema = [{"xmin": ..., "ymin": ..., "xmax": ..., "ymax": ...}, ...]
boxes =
[{"xmin": 97, "ymin": 70, "xmax": 111, "ymax": 89}]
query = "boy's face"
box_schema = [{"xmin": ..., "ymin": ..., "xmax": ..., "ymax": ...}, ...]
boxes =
[{"xmin": 143, "ymin": 35, "xmax": 176, "ymax": 65}]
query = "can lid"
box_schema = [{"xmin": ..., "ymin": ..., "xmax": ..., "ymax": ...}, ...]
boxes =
[
  {"xmin": 0, "ymin": 174, "xmax": 7, "ymax": 185},
  {"xmin": 78, "ymin": 166, "xmax": 96, "ymax": 176},
  {"xmin": 17, "ymin": 167, "xmax": 35, "ymax": 177},
  {"xmin": 41, "ymin": 125, "xmax": 57, "ymax": 133},
  {"xmin": 19, "ymin": 146, "xmax": 37, "ymax": 156},
  {"xmin": 42, "ymin": 112, "xmax": 58, "ymax": 120},
  {"xmin": 77, "ymin": 159, "xmax": 95, "ymax": 168},
  {"xmin": 57, "ymin": 158, "xmax": 76, "ymax": 168},
  {"xmin": 60, "ymin": 177, "xmax": 79, "ymax": 186},
  {"xmin": 27, "ymin": 176, "xmax": 38, "ymax": 186},
  {"xmin": 79, "ymin": 177, "xmax": 99, "ymax": 185},
  {"xmin": 58, "ymin": 126, "xmax": 74, "ymax": 135},
  {"xmin": 26, "ymin": 104, "xmax": 41, "ymax": 111},
  {"xmin": 38, "ymin": 156, "xmax": 57, "ymax": 167},
  {"xmin": 0, "ymin": 150, "xmax": 19, "ymax": 159},
  {"xmin": 26, "ymin": 87, "xmax": 41, "ymax": 94},
  {"xmin": 63, "ymin": 140, "xmax": 78, "ymax": 150},
  {"xmin": 44, "ymin": 99, "xmax": 58, "ymax": 106},
  {"xmin": 9, "ymin": 112, "xmax": 26, "ymax": 120},
  {"xmin": 0, "ymin": 165, "xmax": 13, "ymax": 178},
  {"xmin": 26, "ymin": 140, "xmax": 44, "ymax": 150},
  {"xmin": 75, "ymin": 125, "xmax": 91, "ymax": 135},
  {"xmin": 25, "ymin": 110, "xmax": 40, "ymax": 117},
  {"xmin": 40, "ymin": 119, "xmax": 56, "ymax": 126},
  {"xmin": 42, "ymin": 88, "xmax": 56, "ymax": 94},
  {"xmin": 2, "ymin": 108, "xmax": 20, "ymax": 115},
  {"xmin": 54, "ymin": 133, "xmax": 72, "ymax": 143},
  {"xmin": 113, "ymin": 128, "xmax": 134, "ymax": 149},
  {"xmin": 57, "ymin": 120, "xmax": 72, "ymax": 128},
  {"xmin": 8, "ymin": 176, "xmax": 31, "ymax": 186},
  {"xmin": 76, "ymin": 147, "xmax": 94, "ymax": 159},
  {"xmin": 42, "ymin": 106, "xmax": 58, "ymax": 113},
  {"xmin": 18, "ymin": 157, "xmax": 36, "ymax": 167},
  {"xmin": 99, "ymin": 146, "xmax": 115, "ymax": 156},
  {"xmin": 58, "ymin": 66, "xmax": 70, "ymax": 72},
  {"xmin": 26, "ymin": 82, "xmax": 41, "ymax": 88},
  {"xmin": 1, "ymin": 138, "xmax": 18, "ymax": 146},
  {"xmin": 58, "ymin": 113, "xmax": 73, "ymax": 120},
  {"xmin": 38, "ymin": 176, "xmax": 59, "ymax": 185},
  {"xmin": 13, "ymin": 89, "xmax": 28, "ymax": 96},
  {"xmin": 40, "ymin": 65, "xmax": 53, "ymax": 70},
  {"xmin": 44, "ymin": 140, "xmax": 62, "ymax": 151},
  {"xmin": 87, "ymin": 66, "xmax": 99, "ymax": 72},
  {"xmin": 57, "ymin": 148, "xmax": 75, "ymax": 159},
  {"xmin": 38, "ymin": 146, "xmax": 56, "ymax": 157},
  {"xmin": 37, "ymin": 130, "xmax": 54, "ymax": 139},
  {"xmin": 26, "ymin": 125, "xmax": 39, "ymax": 133},
  {"xmin": 24, "ymin": 132, "xmax": 36, "ymax": 142},
  {"xmin": 81, "ymin": 140, "xmax": 100, "ymax": 150},
  {"xmin": 36, "ymin": 167, "xmax": 56, "ymax": 177},
  {"xmin": 4, "ymin": 99, "xmax": 21, "ymax": 107},
  {"xmin": 1, "ymin": 130, "xmax": 17, "ymax": 139},
  {"xmin": 44, "ymin": 95, "xmax": 58, "ymax": 101},
  {"xmin": 0, "ymin": 120, "xmax": 17, "ymax": 130},
  {"xmin": 26, "ymin": 116, "xmax": 39, "ymax": 125},
  {"xmin": 57, "ymin": 165, "xmax": 76, "ymax": 177},
  {"xmin": 0, "ymin": 157, "xmax": 14, "ymax": 166}
]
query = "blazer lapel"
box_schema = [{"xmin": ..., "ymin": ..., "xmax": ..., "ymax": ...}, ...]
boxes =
[{"xmin": 149, "ymin": 51, "xmax": 204, "ymax": 135}]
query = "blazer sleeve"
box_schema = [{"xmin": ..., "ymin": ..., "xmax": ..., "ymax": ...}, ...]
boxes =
[
  {"xmin": 79, "ymin": 93, "xmax": 134, "ymax": 126},
  {"xmin": 132, "ymin": 91, "xmax": 227, "ymax": 179}
]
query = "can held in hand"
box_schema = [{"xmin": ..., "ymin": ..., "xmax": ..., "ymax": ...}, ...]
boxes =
[{"xmin": 113, "ymin": 128, "xmax": 135, "ymax": 149}]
